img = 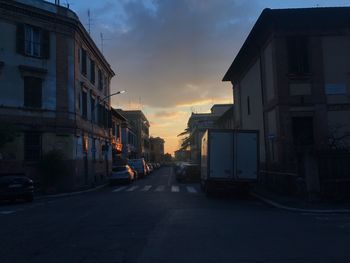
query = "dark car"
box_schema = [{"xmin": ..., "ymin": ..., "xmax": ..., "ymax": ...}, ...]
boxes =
[
  {"xmin": 175, "ymin": 163, "xmax": 200, "ymax": 183},
  {"xmin": 0, "ymin": 175, "xmax": 34, "ymax": 202}
]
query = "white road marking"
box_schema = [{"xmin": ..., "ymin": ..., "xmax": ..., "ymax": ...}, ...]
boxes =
[
  {"xmin": 171, "ymin": 185, "xmax": 180, "ymax": 192},
  {"xmin": 126, "ymin": 186, "xmax": 139, "ymax": 192},
  {"xmin": 141, "ymin": 185, "xmax": 152, "ymax": 192},
  {"xmin": 113, "ymin": 186, "xmax": 128, "ymax": 192},
  {"xmin": 155, "ymin": 185, "xmax": 165, "ymax": 192},
  {"xmin": 0, "ymin": 211, "xmax": 16, "ymax": 215},
  {"xmin": 186, "ymin": 186, "xmax": 197, "ymax": 194}
]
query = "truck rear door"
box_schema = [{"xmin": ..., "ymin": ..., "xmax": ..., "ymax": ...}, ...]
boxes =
[
  {"xmin": 235, "ymin": 132, "xmax": 258, "ymax": 180},
  {"xmin": 209, "ymin": 131, "xmax": 233, "ymax": 180}
]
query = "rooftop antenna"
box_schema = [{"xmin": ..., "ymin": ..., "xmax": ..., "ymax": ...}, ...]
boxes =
[
  {"xmin": 87, "ymin": 9, "xmax": 93, "ymax": 35},
  {"xmin": 100, "ymin": 33, "xmax": 112, "ymax": 54},
  {"xmin": 65, "ymin": 0, "xmax": 72, "ymax": 9}
]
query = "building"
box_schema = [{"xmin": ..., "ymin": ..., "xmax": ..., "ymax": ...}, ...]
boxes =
[
  {"xmin": 111, "ymin": 108, "xmax": 126, "ymax": 164},
  {"xmin": 0, "ymin": 0, "xmax": 115, "ymax": 192},
  {"xmin": 180, "ymin": 104, "xmax": 233, "ymax": 164},
  {"xmin": 150, "ymin": 137, "xmax": 165, "ymax": 163},
  {"xmin": 215, "ymin": 105, "xmax": 235, "ymax": 129},
  {"xmin": 116, "ymin": 110, "xmax": 137, "ymax": 160},
  {"xmin": 223, "ymin": 7, "xmax": 350, "ymax": 196},
  {"xmin": 117, "ymin": 110, "xmax": 150, "ymax": 161}
]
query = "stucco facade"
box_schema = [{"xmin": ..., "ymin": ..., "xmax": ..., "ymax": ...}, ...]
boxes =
[
  {"xmin": 224, "ymin": 8, "xmax": 350, "ymax": 195},
  {"xmin": 0, "ymin": 0, "xmax": 115, "ymax": 192}
]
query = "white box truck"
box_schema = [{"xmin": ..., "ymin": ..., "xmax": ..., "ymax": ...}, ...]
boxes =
[{"xmin": 201, "ymin": 129, "xmax": 259, "ymax": 194}]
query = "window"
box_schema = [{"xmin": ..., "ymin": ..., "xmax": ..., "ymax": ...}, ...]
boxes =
[
  {"xmin": 287, "ymin": 37, "xmax": 309, "ymax": 75},
  {"xmin": 81, "ymin": 49, "xmax": 87, "ymax": 76},
  {"xmin": 24, "ymin": 132, "xmax": 41, "ymax": 161},
  {"xmin": 116, "ymin": 124, "xmax": 120, "ymax": 139},
  {"xmin": 91, "ymin": 96, "xmax": 95, "ymax": 122},
  {"xmin": 90, "ymin": 59, "xmax": 95, "ymax": 84},
  {"xmin": 247, "ymin": 96, "xmax": 251, "ymax": 115},
  {"xmin": 16, "ymin": 24, "xmax": 50, "ymax": 58},
  {"xmin": 98, "ymin": 69, "xmax": 103, "ymax": 90},
  {"xmin": 82, "ymin": 90, "xmax": 87, "ymax": 119},
  {"xmin": 112, "ymin": 121, "xmax": 116, "ymax": 138},
  {"xmin": 24, "ymin": 77, "xmax": 42, "ymax": 108}
]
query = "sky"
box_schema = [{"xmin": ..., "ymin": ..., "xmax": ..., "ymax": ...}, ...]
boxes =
[{"xmin": 49, "ymin": 0, "xmax": 350, "ymax": 155}]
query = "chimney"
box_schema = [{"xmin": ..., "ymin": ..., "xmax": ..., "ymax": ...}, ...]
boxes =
[{"xmin": 55, "ymin": 0, "xmax": 60, "ymax": 5}]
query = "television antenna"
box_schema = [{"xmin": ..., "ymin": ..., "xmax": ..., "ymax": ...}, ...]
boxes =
[
  {"xmin": 100, "ymin": 33, "xmax": 112, "ymax": 54},
  {"xmin": 87, "ymin": 9, "xmax": 94, "ymax": 35}
]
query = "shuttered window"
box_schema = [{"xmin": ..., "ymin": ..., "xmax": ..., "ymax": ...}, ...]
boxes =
[
  {"xmin": 24, "ymin": 77, "xmax": 42, "ymax": 108},
  {"xmin": 90, "ymin": 59, "xmax": 95, "ymax": 84},
  {"xmin": 81, "ymin": 49, "xmax": 87, "ymax": 75},
  {"xmin": 82, "ymin": 90, "xmax": 87, "ymax": 118},
  {"xmin": 24, "ymin": 132, "xmax": 41, "ymax": 161},
  {"xmin": 17, "ymin": 24, "xmax": 49, "ymax": 59}
]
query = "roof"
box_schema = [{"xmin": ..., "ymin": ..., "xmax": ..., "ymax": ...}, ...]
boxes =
[
  {"xmin": 117, "ymin": 109, "xmax": 150, "ymax": 127},
  {"xmin": 223, "ymin": 7, "xmax": 350, "ymax": 82},
  {"xmin": 111, "ymin": 107, "xmax": 127, "ymax": 121}
]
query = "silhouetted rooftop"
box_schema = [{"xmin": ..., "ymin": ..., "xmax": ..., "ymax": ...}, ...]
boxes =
[{"xmin": 223, "ymin": 7, "xmax": 350, "ymax": 82}]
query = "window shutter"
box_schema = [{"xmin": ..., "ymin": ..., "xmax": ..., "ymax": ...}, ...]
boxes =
[
  {"xmin": 42, "ymin": 30, "xmax": 50, "ymax": 59},
  {"xmin": 16, "ymin": 24, "xmax": 25, "ymax": 55}
]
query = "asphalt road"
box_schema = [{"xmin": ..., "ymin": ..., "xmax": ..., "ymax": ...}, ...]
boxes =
[{"xmin": 1, "ymin": 167, "xmax": 350, "ymax": 263}]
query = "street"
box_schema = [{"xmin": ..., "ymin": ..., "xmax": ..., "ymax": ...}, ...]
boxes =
[{"xmin": 1, "ymin": 167, "xmax": 350, "ymax": 263}]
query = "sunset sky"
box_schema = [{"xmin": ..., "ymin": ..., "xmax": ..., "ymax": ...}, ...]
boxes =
[{"xmin": 49, "ymin": 0, "xmax": 350, "ymax": 155}]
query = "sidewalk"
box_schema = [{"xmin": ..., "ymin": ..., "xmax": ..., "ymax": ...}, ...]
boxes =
[
  {"xmin": 252, "ymin": 185, "xmax": 350, "ymax": 213},
  {"xmin": 35, "ymin": 183, "xmax": 108, "ymax": 200}
]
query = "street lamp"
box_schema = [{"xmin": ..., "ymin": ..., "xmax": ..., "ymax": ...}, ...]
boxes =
[{"xmin": 100, "ymin": 90, "xmax": 126, "ymax": 102}]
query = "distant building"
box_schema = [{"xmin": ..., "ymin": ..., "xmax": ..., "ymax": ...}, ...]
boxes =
[
  {"xmin": 183, "ymin": 104, "xmax": 233, "ymax": 163},
  {"xmin": 150, "ymin": 137, "xmax": 165, "ymax": 163},
  {"xmin": 215, "ymin": 105, "xmax": 235, "ymax": 129},
  {"xmin": 117, "ymin": 110, "xmax": 150, "ymax": 161},
  {"xmin": 0, "ymin": 0, "xmax": 115, "ymax": 192},
  {"xmin": 111, "ymin": 108, "xmax": 126, "ymax": 164},
  {"xmin": 223, "ymin": 7, "xmax": 350, "ymax": 195}
]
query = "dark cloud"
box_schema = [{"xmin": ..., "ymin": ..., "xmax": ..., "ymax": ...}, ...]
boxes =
[{"xmin": 83, "ymin": 0, "xmax": 262, "ymax": 108}]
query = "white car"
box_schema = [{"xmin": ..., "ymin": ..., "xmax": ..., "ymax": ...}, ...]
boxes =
[{"xmin": 110, "ymin": 165, "xmax": 135, "ymax": 185}]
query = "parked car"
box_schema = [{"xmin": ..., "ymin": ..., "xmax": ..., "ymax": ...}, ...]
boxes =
[
  {"xmin": 110, "ymin": 165, "xmax": 135, "ymax": 185},
  {"xmin": 128, "ymin": 158, "xmax": 147, "ymax": 178},
  {"xmin": 175, "ymin": 163, "xmax": 200, "ymax": 183},
  {"xmin": 0, "ymin": 175, "xmax": 34, "ymax": 202},
  {"xmin": 147, "ymin": 163, "xmax": 154, "ymax": 173}
]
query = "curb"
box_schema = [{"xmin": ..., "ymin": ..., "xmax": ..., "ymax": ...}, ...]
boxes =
[
  {"xmin": 251, "ymin": 192, "xmax": 350, "ymax": 214},
  {"xmin": 35, "ymin": 183, "xmax": 108, "ymax": 200}
]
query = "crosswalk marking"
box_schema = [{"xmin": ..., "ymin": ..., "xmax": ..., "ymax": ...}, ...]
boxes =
[
  {"xmin": 171, "ymin": 185, "xmax": 180, "ymax": 192},
  {"xmin": 113, "ymin": 186, "xmax": 128, "ymax": 192},
  {"xmin": 141, "ymin": 185, "xmax": 152, "ymax": 191},
  {"xmin": 186, "ymin": 186, "xmax": 197, "ymax": 193},
  {"xmin": 112, "ymin": 184, "xmax": 200, "ymax": 194},
  {"xmin": 126, "ymin": 186, "xmax": 139, "ymax": 192},
  {"xmin": 155, "ymin": 185, "xmax": 165, "ymax": 192}
]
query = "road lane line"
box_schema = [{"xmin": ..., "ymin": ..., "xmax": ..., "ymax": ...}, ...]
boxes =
[
  {"xmin": 126, "ymin": 186, "xmax": 139, "ymax": 192},
  {"xmin": 186, "ymin": 186, "xmax": 197, "ymax": 194},
  {"xmin": 113, "ymin": 186, "xmax": 128, "ymax": 192},
  {"xmin": 155, "ymin": 185, "xmax": 165, "ymax": 192},
  {"xmin": 171, "ymin": 185, "xmax": 180, "ymax": 192},
  {"xmin": 141, "ymin": 185, "xmax": 152, "ymax": 191}
]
